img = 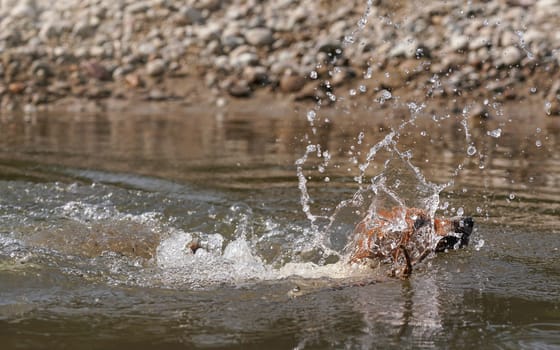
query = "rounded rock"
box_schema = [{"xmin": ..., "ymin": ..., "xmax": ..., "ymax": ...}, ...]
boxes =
[
  {"xmin": 244, "ymin": 27, "xmax": 274, "ymax": 46},
  {"xmin": 146, "ymin": 59, "xmax": 166, "ymax": 77},
  {"xmin": 230, "ymin": 51, "xmax": 259, "ymax": 68},
  {"xmin": 227, "ymin": 80, "xmax": 252, "ymax": 97},
  {"xmin": 279, "ymin": 73, "xmax": 306, "ymax": 93},
  {"xmin": 501, "ymin": 46, "xmax": 523, "ymax": 66}
]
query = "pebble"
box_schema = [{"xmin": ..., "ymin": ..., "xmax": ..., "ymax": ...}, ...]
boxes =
[
  {"xmin": 449, "ymin": 35, "xmax": 469, "ymax": 51},
  {"xmin": 0, "ymin": 0, "xmax": 557, "ymax": 113},
  {"xmin": 230, "ymin": 51, "xmax": 259, "ymax": 68},
  {"xmin": 8, "ymin": 82, "xmax": 26, "ymax": 94},
  {"xmin": 146, "ymin": 59, "xmax": 166, "ymax": 77},
  {"xmin": 244, "ymin": 27, "xmax": 274, "ymax": 46},
  {"xmin": 175, "ymin": 7, "xmax": 205, "ymax": 25},
  {"xmin": 500, "ymin": 46, "xmax": 523, "ymax": 66},
  {"xmin": 279, "ymin": 73, "xmax": 306, "ymax": 93},
  {"xmin": 81, "ymin": 60, "xmax": 111, "ymax": 81},
  {"xmin": 227, "ymin": 80, "xmax": 252, "ymax": 97},
  {"xmin": 126, "ymin": 2, "xmax": 151, "ymax": 15},
  {"xmin": 124, "ymin": 74, "xmax": 143, "ymax": 88}
]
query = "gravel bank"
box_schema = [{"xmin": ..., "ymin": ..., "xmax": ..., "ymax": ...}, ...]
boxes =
[{"xmin": 0, "ymin": 0, "xmax": 559, "ymax": 115}]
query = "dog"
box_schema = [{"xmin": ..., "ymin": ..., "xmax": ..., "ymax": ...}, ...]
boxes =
[{"xmin": 349, "ymin": 207, "xmax": 474, "ymax": 278}]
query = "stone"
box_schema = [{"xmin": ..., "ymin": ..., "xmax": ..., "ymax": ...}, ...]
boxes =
[
  {"xmin": 501, "ymin": 46, "xmax": 523, "ymax": 66},
  {"xmin": 449, "ymin": 34, "xmax": 469, "ymax": 51},
  {"xmin": 195, "ymin": 22, "xmax": 222, "ymax": 42},
  {"xmin": 389, "ymin": 36, "xmax": 418, "ymax": 58},
  {"xmin": 137, "ymin": 42, "xmax": 158, "ymax": 56},
  {"xmin": 89, "ymin": 46, "xmax": 106, "ymax": 57},
  {"xmin": 125, "ymin": 74, "xmax": 143, "ymax": 88},
  {"xmin": 126, "ymin": 2, "xmax": 150, "ymax": 14},
  {"xmin": 39, "ymin": 21, "xmax": 63, "ymax": 41},
  {"xmin": 242, "ymin": 66, "xmax": 268, "ymax": 85},
  {"xmin": 73, "ymin": 20, "xmax": 96, "ymax": 38},
  {"xmin": 146, "ymin": 59, "xmax": 166, "ymax": 76},
  {"xmin": 230, "ymin": 51, "xmax": 259, "ymax": 68},
  {"xmin": 279, "ymin": 73, "xmax": 306, "ymax": 93},
  {"xmin": 147, "ymin": 89, "xmax": 169, "ymax": 101},
  {"xmin": 8, "ymin": 82, "xmax": 26, "ymax": 94},
  {"xmin": 10, "ymin": 2, "xmax": 36, "ymax": 18},
  {"xmin": 468, "ymin": 36, "xmax": 491, "ymax": 50},
  {"xmin": 81, "ymin": 60, "xmax": 112, "ymax": 81},
  {"xmin": 197, "ymin": 0, "xmax": 221, "ymax": 11},
  {"xmin": 244, "ymin": 27, "xmax": 274, "ymax": 46},
  {"xmin": 31, "ymin": 61, "xmax": 53, "ymax": 77},
  {"xmin": 86, "ymin": 85, "xmax": 111, "ymax": 99},
  {"xmin": 222, "ymin": 35, "xmax": 245, "ymax": 51},
  {"xmin": 227, "ymin": 80, "xmax": 252, "ymax": 97},
  {"xmin": 175, "ymin": 7, "xmax": 205, "ymax": 25}
]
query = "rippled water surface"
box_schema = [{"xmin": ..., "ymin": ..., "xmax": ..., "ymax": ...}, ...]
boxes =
[{"xmin": 0, "ymin": 103, "xmax": 559, "ymax": 349}]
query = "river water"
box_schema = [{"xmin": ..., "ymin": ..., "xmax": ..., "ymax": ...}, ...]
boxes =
[{"xmin": 0, "ymin": 101, "xmax": 559, "ymax": 349}]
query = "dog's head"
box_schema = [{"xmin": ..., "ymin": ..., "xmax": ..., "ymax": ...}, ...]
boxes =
[{"xmin": 350, "ymin": 207, "xmax": 474, "ymax": 265}]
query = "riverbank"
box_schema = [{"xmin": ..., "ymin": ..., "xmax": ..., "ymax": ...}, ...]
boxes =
[{"xmin": 1, "ymin": 0, "xmax": 559, "ymax": 117}]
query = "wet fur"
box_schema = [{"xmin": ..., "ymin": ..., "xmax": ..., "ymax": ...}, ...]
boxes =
[{"xmin": 350, "ymin": 207, "xmax": 474, "ymax": 278}]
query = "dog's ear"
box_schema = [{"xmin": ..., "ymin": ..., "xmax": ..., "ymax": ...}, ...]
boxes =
[{"xmin": 435, "ymin": 235, "xmax": 460, "ymax": 252}]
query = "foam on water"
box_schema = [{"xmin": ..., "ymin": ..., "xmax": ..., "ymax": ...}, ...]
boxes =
[{"xmin": 1, "ymin": 177, "xmax": 372, "ymax": 289}]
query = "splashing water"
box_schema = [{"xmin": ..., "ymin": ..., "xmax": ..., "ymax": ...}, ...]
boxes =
[{"xmin": 295, "ymin": 90, "xmax": 477, "ymax": 271}]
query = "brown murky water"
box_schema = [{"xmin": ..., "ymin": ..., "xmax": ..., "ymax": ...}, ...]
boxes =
[{"xmin": 0, "ymin": 102, "xmax": 559, "ymax": 349}]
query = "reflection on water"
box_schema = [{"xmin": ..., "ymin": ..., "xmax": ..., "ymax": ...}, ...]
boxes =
[
  {"xmin": 0, "ymin": 105, "xmax": 559, "ymax": 349},
  {"xmin": 1, "ymin": 105, "xmax": 559, "ymax": 229}
]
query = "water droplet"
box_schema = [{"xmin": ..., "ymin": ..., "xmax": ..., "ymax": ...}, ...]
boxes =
[
  {"xmin": 476, "ymin": 206, "xmax": 482, "ymax": 214},
  {"xmin": 536, "ymin": 127, "xmax": 541, "ymax": 133},
  {"xmin": 357, "ymin": 131, "xmax": 365, "ymax": 144},
  {"xmin": 536, "ymin": 140, "xmax": 542, "ymax": 147},
  {"xmin": 457, "ymin": 207, "xmax": 464, "ymax": 216},
  {"xmin": 467, "ymin": 145, "xmax": 477, "ymax": 156},
  {"xmin": 359, "ymin": 85, "xmax": 367, "ymax": 93},
  {"xmin": 487, "ymin": 128, "xmax": 502, "ymax": 138},
  {"xmin": 349, "ymin": 88, "xmax": 357, "ymax": 96},
  {"xmin": 310, "ymin": 71, "xmax": 318, "ymax": 79},
  {"xmin": 402, "ymin": 150, "xmax": 413, "ymax": 159},
  {"xmin": 529, "ymin": 87, "xmax": 537, "ymax": 94},
  {"xmin": 545, "ymin": 101, "xmax": 552, "ymax": 115},
  {"xmin": 307, "ymin": 110, "xmax": 316, "ymax": 123},
  {"xmin": 475, "ymin": 239, "xmax": 485, "ymax": 251},
  {"xmin": 324, "ymin": 177, "xmax": 330, "ymax": 183},
  {"xmin": 509, "ymin": 193, "xmax": 516, "ymax": 200},
  {"xmin": 420, "ymin": 131, "xmax": 427, "ymax": 136}
]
